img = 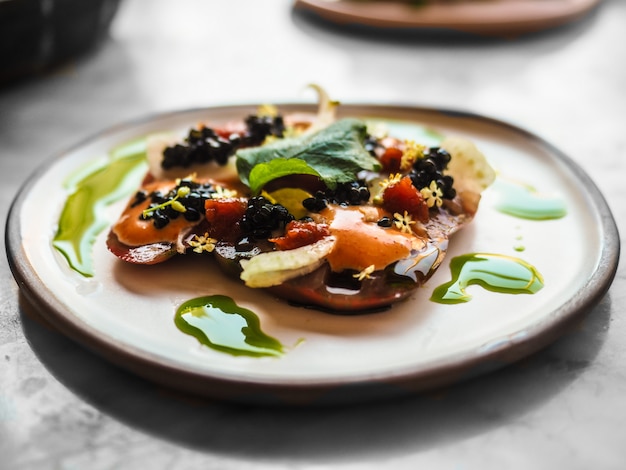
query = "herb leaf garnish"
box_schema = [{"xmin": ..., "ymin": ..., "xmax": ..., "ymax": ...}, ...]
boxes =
[
  {"xmin": 236, "ymin": 118, "xmax": 381, "ymax": 194},
  {"xmin": 247, "ymin": 159, "xmax": 321, "ymax": 195}
]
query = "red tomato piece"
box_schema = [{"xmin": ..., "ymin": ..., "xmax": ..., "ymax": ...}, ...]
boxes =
[
  {"xmin": 269, "ymin": 220, "xmax": 331, "ymax": 250},
  {"xmin": 205, "ymin": 198, "xmax": 247, "ymax": 241},
  {"xmin": 382, "ymin": 176, "xmax": 429, "ymax": 223},
  {"xmin": 379, "ymin": 147, "xmax": 404, "ymax": 173}
]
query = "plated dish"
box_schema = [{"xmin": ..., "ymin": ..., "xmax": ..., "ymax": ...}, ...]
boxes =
[
  {"xmin": 294, "ymin": 0, "xmax": 602, "ymax": 37},
  {"xmin": 6, "ymin": 100, "xmax": 619, "ymax": 405}
]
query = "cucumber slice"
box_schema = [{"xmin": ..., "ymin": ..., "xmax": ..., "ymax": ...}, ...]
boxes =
[{"xmin": 240, "ymin": 237, "xmax": 336, "ymax": 288}]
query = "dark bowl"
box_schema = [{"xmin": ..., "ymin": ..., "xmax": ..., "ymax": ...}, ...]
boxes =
[{"xmin": 0, "ymin": 0, "xmax": 122, "ymax": 85}]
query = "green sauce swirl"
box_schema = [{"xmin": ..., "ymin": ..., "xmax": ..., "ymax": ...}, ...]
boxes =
[
  {"xmin": 431, "ymin": 253, "xmax": 544, "ymax": 304},
  {"xmin": 53, "ymin": 139, "xmax": 148, "ymax": 276},
  {"xmin": 175, "ymin": 295, "xmax": 285, "ymax": 357}
]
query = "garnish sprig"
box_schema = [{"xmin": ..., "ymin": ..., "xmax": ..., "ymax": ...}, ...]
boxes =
[
  {"xmin": 353, "ymin": 264, "xmax": 376, "ymax": 281},
  {"xmin": 142, "ymin": 186, "xmax": 190, "ymax": 219}
]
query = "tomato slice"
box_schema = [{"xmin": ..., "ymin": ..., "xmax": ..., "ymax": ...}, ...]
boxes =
[
  {"xmin": 205, "ymin": 197, "xmax": 247, "ymax": 242},
  {"xmin": 269, "ymin": 220, "xmax": 330, "ymax": 250},
  {"xmin": 382, "ymin": 176, "xmax": 429, "ymax": 223},
  {"xmin": 379, "ymin": 147, "xmax": 404, "ymax": 172}
]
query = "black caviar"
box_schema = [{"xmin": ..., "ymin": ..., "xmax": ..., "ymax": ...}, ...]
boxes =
[
  {"xmin": 241, "ymin": 114, "xmax": 285, "ymax": 147},
  {"xmin": 162, "ymin": 127, "xmax": 236, "ymax": 169},
  {"xmin": 377, "ymin": 216, "xmax": 393, "ymax": 227},
  {"xmin": 239, "ymin": 196, "xmax": 294, "ymax": 240},
  {"xmin": 409, "ymin": 147, "xmax": 456, "ymax": 200},
  {"xmin": 363, "ymin": 134, "xmax": 382, "ymax": 156},
  {"xmin": 302, "ymin": 180, "xmax": 371, "ymax": 213},
  {"xmin": 138, "ymin": 178, "xmax": 219, "ymax": 228},
  {"xmin": 161, "ymin": 113, "xmax": 285, "ymax": 170}
]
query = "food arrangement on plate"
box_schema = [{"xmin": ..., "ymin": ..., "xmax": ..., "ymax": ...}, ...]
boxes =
[
  {"xmin": 103, "ymin": 86, "xmax": 495, "ymax": 312},
  {"xmin": 9, "ymin": 83, "xmax": 619, "ymax": 402}
]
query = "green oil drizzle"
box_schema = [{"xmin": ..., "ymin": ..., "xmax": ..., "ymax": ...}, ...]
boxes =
[
  {"xmin": 492, "ymin": 177, "xmax": 567, "ymax": 220},
  {"xmin": 513, "ymin": 244, "xmax": 525, "ymax": 253},
  {"xmin": 175, "ymin": 295, "xmax": 285, "ymax": 357},
  {"xmin": 53, "ymin": 139, "xmax": 148, "ymax": 276},
  {"xmin": 513, "ymin": 230, "xmax": 525, "ymax": 252},
  {"xmin": 431, "ymin": 253, "xmax": 544, "ymax": 304}
]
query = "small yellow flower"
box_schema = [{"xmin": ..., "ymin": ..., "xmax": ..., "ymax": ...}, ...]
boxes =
[
  {"xmin": 401, "ymin": 140, "xmax": 426, "ymax": 171},
  {"xmin": 373, "ymin": 173, "xmax": 403, "ymax": 205},
  {"xmin": 353, "ymin": 264, "xmax": 376, "ymax": 281},
  {"xmin": 393, "ymin": 211, "xmax": 415, "ymax": 234},
  {"xmin": 188, "ymin": 233, "xmax": 217, "ymax": 254},
  {"xmin": 378, "ymin": 173, "xmax": 403, "ymax": 192},
  {"xmin": 211, "ymin": 186, "xmax": 238, "ymax": 199},
  {"xmin": 420, "ymin": 180, "xmax": 443, "ymax": 208}
]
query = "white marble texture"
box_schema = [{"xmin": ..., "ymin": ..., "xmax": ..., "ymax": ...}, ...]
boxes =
[{"xmin": 1, "ymin": 0, "xmax": 625, "ymax": 468}]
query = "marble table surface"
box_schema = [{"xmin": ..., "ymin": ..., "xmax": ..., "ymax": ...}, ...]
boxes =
[{"xmin": 1, "ymin": 0, "xmax": 624, "ymax": 468}]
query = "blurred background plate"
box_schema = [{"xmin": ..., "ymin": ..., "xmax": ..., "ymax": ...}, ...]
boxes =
[{"xmin": 293, "ymin": 0, "xmax": 602, "ymax": 37}]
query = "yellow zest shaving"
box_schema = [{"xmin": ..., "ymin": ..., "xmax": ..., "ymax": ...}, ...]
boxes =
[
  {"xmin": 353, "ymin": 264, "xmax": 376, "ymax": 281},
  {"xmin": 211, "ymin": 186, "xmax": 238, "ymax": 199}
]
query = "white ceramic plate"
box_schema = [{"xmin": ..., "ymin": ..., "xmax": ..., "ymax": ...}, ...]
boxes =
[
  {"xmin": 6, "ymin": 104, "xmax": 619, "ymax": 405},
  {"xmin": 294, "ymin": 0, "xmax": 601, "ymax": 37}
]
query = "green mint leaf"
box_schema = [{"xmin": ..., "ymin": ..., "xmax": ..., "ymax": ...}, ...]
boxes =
[
  {"xmin": 247, "ymin": 159, "xmax": 321, "ymax": 195},
  {"xmin": 236, "ymin": 118, "xmax": 381, "ymax": 193}
]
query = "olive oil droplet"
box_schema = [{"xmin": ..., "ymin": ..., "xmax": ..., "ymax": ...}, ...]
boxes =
[
  {"xmin": 492, "ymin": 177, "xmax": 567, "ymax": 220},
  {"xmin": 53, "ymin": 139, "xmax": 148, "ymax": 276},
  {"xmin": 431, "ymin": 253, "xmax": 544, "ymax": 304},
  {"xmin": 513, "ymin": 228, "xmax": 525, "ymax": 252},
  {"xmin": 175, "ymin": 295, "xmax": 284, "ymax": 358}
]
